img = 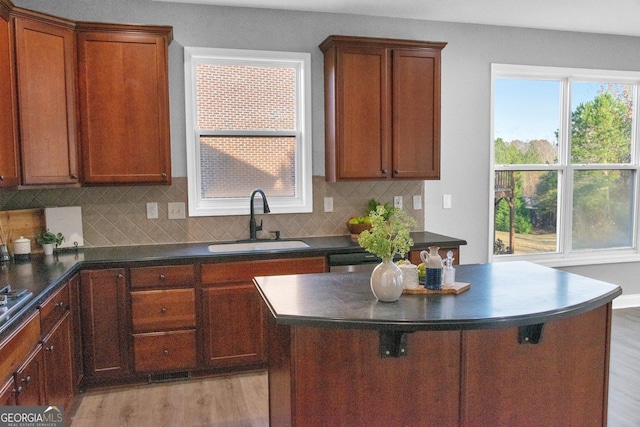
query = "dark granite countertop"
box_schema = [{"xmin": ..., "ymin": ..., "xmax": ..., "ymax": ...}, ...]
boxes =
[
  {"xmin": 254, "ymin": 261, "xmax": 622, "ymax": 331},
  {"xmin": 0, "ymin": 231, "xmax": 466, "ymax": 338}
]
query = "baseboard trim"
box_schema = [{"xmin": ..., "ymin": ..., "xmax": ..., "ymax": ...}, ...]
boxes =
[{"xmin": 613, "ymin": 293, "xmax": 640, "ymax": 309}]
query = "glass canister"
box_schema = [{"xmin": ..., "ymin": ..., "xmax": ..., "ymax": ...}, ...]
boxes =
[{"xmin": 398, "ymin": 262, "xmax": 419, "ymax": 289}]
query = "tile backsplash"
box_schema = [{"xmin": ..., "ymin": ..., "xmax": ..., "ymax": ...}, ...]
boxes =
[{"xmin": 0, "ymin": 177, "xmax": 424, "ymax": 247}]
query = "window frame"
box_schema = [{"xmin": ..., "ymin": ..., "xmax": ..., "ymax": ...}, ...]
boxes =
[
  {"xmin": 490, "ymin": 64, "xmax": 640, "ymax": 267},
  {"xmin": 184, "ymin": 47, "xmax": 313, "ymax": 216}
]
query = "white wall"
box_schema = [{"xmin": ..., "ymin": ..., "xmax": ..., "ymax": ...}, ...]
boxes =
[{"xmin": 15, "ymin": 0, "xmax": 640, "ymax": 295}]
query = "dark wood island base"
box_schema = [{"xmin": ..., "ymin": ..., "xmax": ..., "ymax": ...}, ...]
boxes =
[{"xmin": 256, "ymin": 262, "xmax": 620, "ymax": 426}]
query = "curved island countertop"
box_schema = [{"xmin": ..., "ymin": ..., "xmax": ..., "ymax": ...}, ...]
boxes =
[{"xmin": 255, "ymin": 260, "xmax": 622, "ymax": 331}]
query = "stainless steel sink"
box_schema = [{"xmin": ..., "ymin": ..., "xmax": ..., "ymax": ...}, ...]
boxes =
[{"xmin": 207, "ymin": 240, "xmax": 310, "ymax": 253}]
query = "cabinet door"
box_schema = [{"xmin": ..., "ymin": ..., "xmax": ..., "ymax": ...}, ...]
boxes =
[
  {"xmin": 15, "ymin": 345, "xmax": 44, "ymax": 406},
  {"xmin": 80, "ymin": 269, "xmax": 131, "ymax": 381},
  {"xmin": 14, "ymin": 14, "xmax": 79, "ymax": 185},
  {"xmin": 201, "ymin": 257, "xmax": 326, "ymax": 368},
  {"xmin": 0, "ymin": 13, "xmax": 19, "ymax": 188},
  {"xmin": 202, "ymin": 284, "xmax": 264, "ymax": 367},
  {"xmin": 77, "ymin": 29, "xmax": 171, "ymax": 184},
  {"xmin": 333, "ymin": 45, "xmax": 391, "ymax": 180},
  {"xmin": 391, "ymin": 48, "xmax": 441, "ymax": 179},
  {"xmin": 42, "ymin": 313, "xmax": 73, "ymax": 408}
]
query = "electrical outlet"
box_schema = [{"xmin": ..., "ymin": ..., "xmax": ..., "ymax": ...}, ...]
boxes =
[
  {"xmin": 323, "ymin": 197, "xmax": 334, "ymax": 213},
  {"xmin": 443, "ymin": 194, "xmax": 452, "ymax": 209},
  {"xmin": 168, "ymin": 202, "xmax": 186, "ymax": 219},
  {"xmin": 413, "ymin": 195, "xmax": 422, "ymax": 210},
  {"xmin": 146, "ymin": 202, "xmax": 158, "ymax": 219},
  {"xmin": 394, "ymin": 196, "xmax": 403, "ymax": 209}
]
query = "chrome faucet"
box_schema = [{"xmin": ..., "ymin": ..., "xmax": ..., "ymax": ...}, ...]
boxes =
[{"xmin": 249, "ymin": 189, "xmax": 270, "ymax": 240}]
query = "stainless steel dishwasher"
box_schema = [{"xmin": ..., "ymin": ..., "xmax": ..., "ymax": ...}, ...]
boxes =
[{"xmin": 328, "ymin": 252, "xmax": 383, "ymax": 272}]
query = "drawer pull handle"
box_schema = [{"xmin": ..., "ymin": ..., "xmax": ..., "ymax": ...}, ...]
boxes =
[
  {"xmin": 160, "ymin": 307, "xmax": 167, "ymax": 314},
  {"xmin": 159, "ymin": 274, "xmax": 165, "ymax": 280},
  {"xmin": 163, "ymin": 349, "xmax": 169, "ymax": 356}
]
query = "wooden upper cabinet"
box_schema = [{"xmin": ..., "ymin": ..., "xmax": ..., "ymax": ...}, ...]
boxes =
[
  {"xmin": 0, "ymin": 7, "xmax": 19, "ymax": 188},
  {"xmin": 320, "ymin": 36, "xmax": 446, "ymax": 181},
  {"xmin": 13, "ymin": 10, "xmax": 79, "ymax": 185},
  {"xmin": 76, "ymin": 24, "xmax": 172, "ymax": 185}
]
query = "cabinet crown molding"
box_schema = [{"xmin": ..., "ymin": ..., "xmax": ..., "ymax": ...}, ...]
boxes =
[{"xmin": 320, "ymin": 35, "xmax": 447, "ymax": 52}]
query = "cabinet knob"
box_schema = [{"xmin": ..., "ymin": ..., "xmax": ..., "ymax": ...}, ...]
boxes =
[
  {"xmin": 117, "ymin": 273, "xmax": 124, "ymax": 279},
  {"xmin": 381, "ymin": 169, "xmax": 388, "ymax": 175},
  {"xmin": 160, "ymin": 307, "xmax": 167, "ymax": 314},
  {"xmin": 163, "ymin": 349, "xmax": 169, "ymax": 356},
  {"xmin": 56, "ymin": 301, "xmax": 65, "ymax": 308},
  {"xmin": 70, "ymin": 174, "xmax": 78, "ymax": 179},
  {"xmin": 394, "ymin": 169, "xmax": 399, "ymax": 174},
  {"xmin": 21, "ymin": 376, "xmax": 31, "ymax": 385},
  {"xmin": 46, "ymin": 345, "xmax": 54, "ymax": 352},
  {"xmin": 159, "ymin": 274, "xmax": 165, "ymax": 280},
  {"xmin": 0, "ymin": 175, "xmax": 4, "ymax": 181},
  {"xmin": 15, "ymin": 385, "xmax": 23, "ymax": 394}
]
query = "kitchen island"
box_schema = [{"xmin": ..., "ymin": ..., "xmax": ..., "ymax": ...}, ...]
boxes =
[{"xmin": 255, "ymin": 261, "xmax": 621, "ymax": 426}]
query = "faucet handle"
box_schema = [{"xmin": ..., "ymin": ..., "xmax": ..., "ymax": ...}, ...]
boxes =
[
  {"xmin": 255, "ymin": 219, "xmax": 263, "ymax": 232},
  {"xmin": 270, "ymin": 230, "xmax": 281, "ymax": 240}
]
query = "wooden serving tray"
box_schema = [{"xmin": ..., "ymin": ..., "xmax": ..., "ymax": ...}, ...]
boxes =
[{"xmin": 403, "ymin": 282, "xmax": 471, "ymax": 295}]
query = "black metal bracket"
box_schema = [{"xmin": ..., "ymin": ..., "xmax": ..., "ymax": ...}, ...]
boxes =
[
  {"xmin": 518, "ymin": 323, "xmax": 545, "ymax": 344},
  {"xmin": 379, "ymin": 330, "xmax": 410, "ymax": 358}
]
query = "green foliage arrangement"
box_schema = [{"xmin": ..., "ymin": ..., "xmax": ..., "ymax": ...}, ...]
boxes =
[
  {"xmin": 36, "ymin": 230, "xmax": 64, "ymax": 247},
  {"xmin": 366, "ymin": 199, "xmax": 395, "ymax": 220},
  {"xmin": 357, "ymin": 206, "xmax": 416, "ymax": 260}
]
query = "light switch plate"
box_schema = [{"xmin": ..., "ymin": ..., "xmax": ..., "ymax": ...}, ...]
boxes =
[
  {"xmin": 323, "ymin": 197, "xmax": 334, "ymax": 213},
  {"xmin": 146, "ymin": 202, "xmax": 158, "ymax": 219},
  {"xmin": 443, "ymin": 194, "xmax": 452, "ymax": 209},
  {"xmin": 413, "ymin": 195, "xmax": 422, "ymax": 210}
]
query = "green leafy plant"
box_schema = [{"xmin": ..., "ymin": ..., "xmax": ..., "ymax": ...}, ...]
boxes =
[
  {"xmin": 366, "ymin": 199, "xmax": 396, "ymax": 220},
  {"xmin": 357, "ymin": 206, "xmax": 416, "ymax": 260},
  {"xmin": 36, "ymin": 230, "xmax": 64, "ymax": 247}
]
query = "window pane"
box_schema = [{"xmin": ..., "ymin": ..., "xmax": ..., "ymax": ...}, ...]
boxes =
[
  {"xmin": 494, "ymin": 170, "xmax": 558, "ymax": 255},
  {"xmin": 570, "ymin": 82, "xmax": 632, "ymax": 164},
  {"xmin": 494, "ymin": 79, "xmax": 560, "ymax": 165},
  {"xmin": 200, "ymin": 136, "xmax": 296, "ymax": 198},
  {"xmin": 572, "ymin": 170, "xmax": 634, "ymax": 250},
  {"xmin": 196, "ymin": 64, "xmax": 296, "ymax": 131}
]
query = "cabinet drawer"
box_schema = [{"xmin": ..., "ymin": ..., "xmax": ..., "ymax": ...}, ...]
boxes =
[
  {"xmin": 0, "ymin": 311, "xmax": 40, "ymax": 383},
  {"xmin": 39, "ymin": 282, "xmax": 70, "ymax": 336},
  {"xmin": 133, "ymin": 330, "xmax": 197, "ymax": 372},
  {"xmin": 131, "ymin": 289, "xmax": 195, "ymax": 333},
  {"xmin": 201, "ymin": 257, "xmax": 326, "ymax": 284},
  {"xmin": 130, "ymin": 264, "xmax": 195, "ymax": 289}
]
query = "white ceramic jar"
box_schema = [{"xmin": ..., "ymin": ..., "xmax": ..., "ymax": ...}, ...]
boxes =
[{"xmin": 13, "ymin": 236, "xmax": 31, "ymax": 259}]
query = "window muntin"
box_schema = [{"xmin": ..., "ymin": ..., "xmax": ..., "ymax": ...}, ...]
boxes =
[
  {"xmin": 491, "ymin": 64, "xmax": 639, "ymax": 262},
  {"xmin": 185, "ymin": 47, "xmax": 312, "ymax": 216}
]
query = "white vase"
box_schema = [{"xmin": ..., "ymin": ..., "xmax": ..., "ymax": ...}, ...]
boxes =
[
  {"xmin": 42, "ymin": 243, "xmax": 54, "ymax": 255},
  {"xmin": 370, "ymin": 258, "xmax": 404, "ymax": 302}
]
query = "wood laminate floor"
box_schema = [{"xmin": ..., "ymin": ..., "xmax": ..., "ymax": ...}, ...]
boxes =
[{"xmin": 69, "ymin": 308, "xmax": 639, "ymax": 427}]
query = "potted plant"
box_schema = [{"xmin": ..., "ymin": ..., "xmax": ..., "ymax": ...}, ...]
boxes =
[
  {"xmin": 346, "ymin": 199, "xmax": 396, "ymax": 237},
  {"xmin": 357, "ymin": 206, "xmax": 416, "ymax": 302},
  {"xmin": 36, "ymin": 230, "xmax": 64, "ymax": 255}
]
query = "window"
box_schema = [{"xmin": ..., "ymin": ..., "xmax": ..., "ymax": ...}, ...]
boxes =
[
  {"xmin": 491, "ymin": 64, "xmax": 639, "ymax": 265},
  {"xmin": 184, "ymin": 47, "xmax": 312, "ymax": 216}
]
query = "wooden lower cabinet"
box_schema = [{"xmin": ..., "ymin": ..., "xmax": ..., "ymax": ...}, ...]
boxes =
[
  {"xmin": 202, "ymin": 284, "xmax": 265, "ymax": 367},
  {"xmin": 80, "ymin": 268, "xmax": 131, "ymax": 384},
  {"xmin": 201, "ymin": 257, "xmax": 326, "ymax": 368},
  {"xmin": 42, "ymin": 313, "xmax": 73, "ymax": 408}
]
